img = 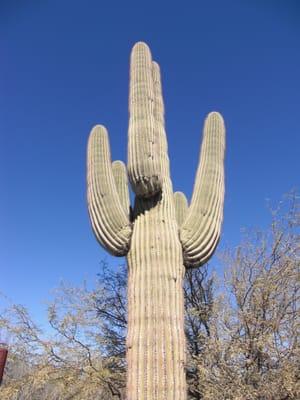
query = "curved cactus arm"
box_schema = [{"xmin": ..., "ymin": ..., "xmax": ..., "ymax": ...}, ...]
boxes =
[
  {"xmin": 87, "ymin": 125, "xmax": 132, "ymax": 256},
  {"xmin": 112, "ymin": 160, "xmax": 131, "ymax": 219},
  {"xmin": 174, "ymin": 191, "xmax": 188, "ymax": 226},
  {"xmin": 128, "ymin": 42, "xmax": 162, "ymax": 197},
  {"xmin": 180, "ymin": 112, "xmax": 225, "ymax": 268}
]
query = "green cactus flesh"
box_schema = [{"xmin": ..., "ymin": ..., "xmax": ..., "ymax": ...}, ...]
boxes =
[{"xmin": 86, "ymin": 42, "xmax": 225, "ymax": 400}]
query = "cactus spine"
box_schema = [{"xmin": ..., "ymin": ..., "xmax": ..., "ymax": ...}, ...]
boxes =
[{"xmin": 87, "ymin": 42, "xmax": 225, "ymax": 399}]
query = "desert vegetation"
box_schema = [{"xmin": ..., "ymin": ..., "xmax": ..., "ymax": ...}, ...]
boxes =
[{"xmin": 1, "ymin": 193, "xmax": 299, "ymax": 399}]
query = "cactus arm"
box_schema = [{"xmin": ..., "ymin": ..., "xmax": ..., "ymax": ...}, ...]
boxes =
[
  {"xmin": 180, "ymin": 112, "xmax": 225, "ymax": 267},
  {"xmin": 87, "ymin": 125, "xmax": 132, "ymax": 256},
  {"xmin": 112, "ymin": 160, "xmax": 131, "ymax": 219},
  {"xmin": 128, "ymin": 42, "xmax": 162, "ymax": 197},
  {"xmin": 152, "ymin": 61, "xmax": 170, "ymax": 179},
  {"xmin": 152, "ymin": 61, "xmax": 165, "ymax": 126},
  {"xmin": 174, "ymin": 191, "xmax": 188, "ymax": 226}
]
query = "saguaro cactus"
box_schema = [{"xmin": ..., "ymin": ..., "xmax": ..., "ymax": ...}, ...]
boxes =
[{"xmin": 87, "ymin": 42, "xmax": 225, "ymax": 400}]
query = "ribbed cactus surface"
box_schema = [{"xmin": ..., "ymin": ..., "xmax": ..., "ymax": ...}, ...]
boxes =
[{"xmin": 87, "ymin": 42, "xmax": 225, "ymax": 400}]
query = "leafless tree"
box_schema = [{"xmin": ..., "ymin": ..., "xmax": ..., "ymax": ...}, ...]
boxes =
[
  {"xmin": 194, "ymin": 192, "xmax": 300, "ymax": 399},
  {"xmin": 1, "ymin": 193, "xmax": 299, "ymax": 400}
]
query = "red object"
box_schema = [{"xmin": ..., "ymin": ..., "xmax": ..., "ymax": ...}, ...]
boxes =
[{"xmin": 0, "ymin": 348, "xmax": 8, "ymax": 385}]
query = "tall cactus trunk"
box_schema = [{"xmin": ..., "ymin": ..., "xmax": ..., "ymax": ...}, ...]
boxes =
[{"xmin": 126, "ymin": 184, "xmax": 186, "ymax": 399}]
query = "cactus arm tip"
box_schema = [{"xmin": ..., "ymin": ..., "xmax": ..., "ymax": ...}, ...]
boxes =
[
  {"xmin": 132, "ymin": 41, "xmax": 151, "ymax": 51},
  {"xmin": 174, "ymin": 191, "xmax": 189, "ymax": 227}
]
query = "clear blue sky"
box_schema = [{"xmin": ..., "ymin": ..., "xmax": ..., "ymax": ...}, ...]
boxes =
[{"xmin": 1, "ymin": 1, "xmax": 299, "ymax": 326}]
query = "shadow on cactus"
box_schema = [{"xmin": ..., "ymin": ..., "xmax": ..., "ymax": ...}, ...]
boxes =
[{"xmin": 86, "ymin": 42, "xmax": 225, "ymax": 400}]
